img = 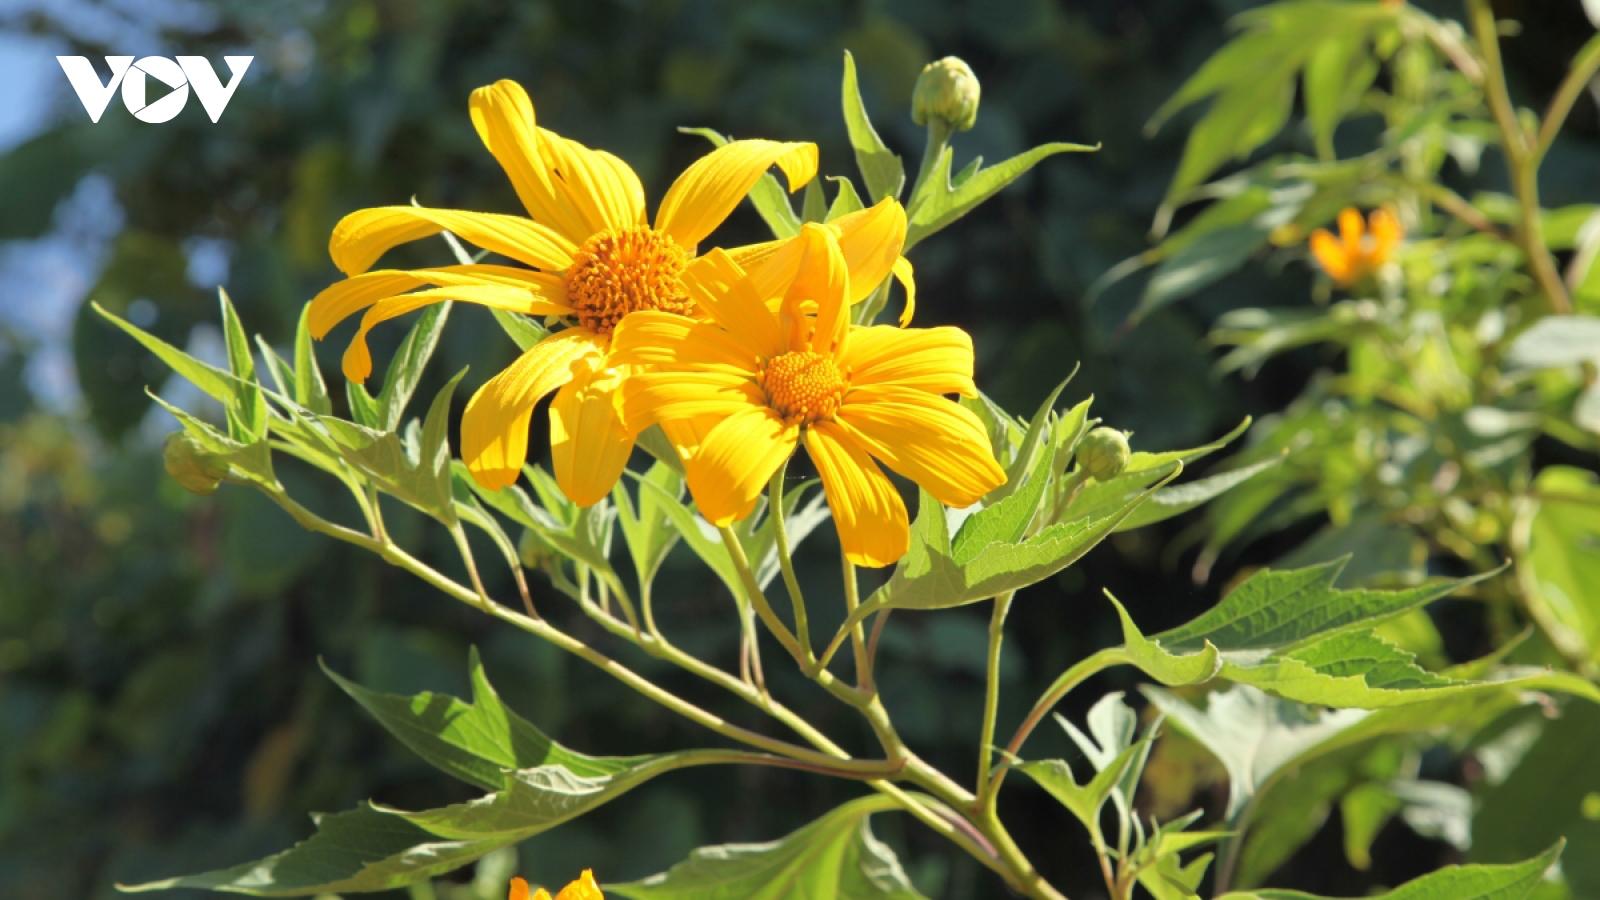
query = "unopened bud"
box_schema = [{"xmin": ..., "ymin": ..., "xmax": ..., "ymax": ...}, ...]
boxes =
[
  {"xmin": 519, "ymin": 527, "xmax": 558, "ymax": 570},
  {"xmin": 911, "ymin": 57, "xmax": 981, "ymax": 132},
  {"xmin": 164, "ymin": 431, "xmax": 230, "ymax": 496},
  {"xmin": 1076, "ymin": 427, "xmax": 1131, "ymax": 481}
]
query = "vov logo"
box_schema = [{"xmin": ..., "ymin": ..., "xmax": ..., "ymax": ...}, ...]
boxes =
[{"xmin": 57, "ymin": 56, "xmax": 253, "ymax": 124}]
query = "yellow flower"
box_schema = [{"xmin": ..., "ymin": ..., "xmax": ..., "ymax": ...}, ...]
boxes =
[
  {"xmin": 612, "ymin": 224, "xmax": 1003, "ymax": 567},
  {"xmin": 1308, "ymin": 207, "xmax": 1403, "ymax": 286},
  {"xmin": 308, "ymin": 80, "xmax": 914, "ymax": 505},
  {"xmin": 509, "ymin": 870, "xmax": 602, "ymax": 900}
]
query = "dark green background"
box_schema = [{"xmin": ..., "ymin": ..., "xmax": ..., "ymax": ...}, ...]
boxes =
[{"xmin": 1, "ymin": 1, "xmax": 1594, "ymax": 898}]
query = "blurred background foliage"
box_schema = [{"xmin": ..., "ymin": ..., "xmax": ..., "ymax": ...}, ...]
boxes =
[{"xmin": 2, "ymin": 1, "xmax": 1598, "ymax": 899}]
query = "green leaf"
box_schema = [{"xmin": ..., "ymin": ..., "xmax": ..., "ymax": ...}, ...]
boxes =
[
  {"xmin": 149, "ymin": 392, "xmax": 276, "ymax": 489},
  {"xmin": 293, "ymin": 304, "xmax": 332, "ymax": 415},
  {"xmin": 91, "ymin": 301, "xmax": 234, "ymax": 405},
  {"xmin": 1474, "ymin": 702, "xmax": 1600, "ymax": 895},
  {"xmin": 1105, "ymin": 593, "xmax": 1221, "ymax": 686},
  {"xmin": 322, "ymin": 648, "xmax": 636, "ymax": 792},
  {"xmin": 1145, "ymin": 684, "xmax": 1373, "ymax": 821},
  {"xmin": 1116, "ymin": 456, "xmax": 1283, "ymax": 532},
  {"xmin": 1155, "ymin": 558, "xmax": 1489, "ymax": 654},
  {"xmin": 1017, "ymin": 739, "xmax": 1148, "ymax": 838},
  {"xmin": 613, "ymin": 462, "xmax": 685, "ymax": 594},
  {"xmin": 376, "ymin": 301, "xmax": 451, "ymax": 431},
  {"xmin": 634, "ymin": 472, "xmax": 745, "ymax": 602},
  {"xmin": 635, "ymin": 423, "xmax": 688, "ymax": 476},
  {"xmin": 119, "ymin": 803, "xmax": 509, "ymax": 896},
  {"xmin": 611, "ymin": 794, "xmax": 927, "ymax": 900},
  {"xmin": 800, "ymin": 178, "xmax": 827, "ymax": 224},
  {"xmin": 346, "ymin": 381, "xmax": 382, "ymax": 429},
  {"xmin": 1519, "ymin": 466, "xmax": 1600, "ymax": 664},
  {"xmin": 840, "ymin": 51, "xmax": 905, "ymax": 203},
  {"xmin": 905, "ymin": 141, "xmax": 1096, "ymax": 247},
  {"xmin": 681, "ymin": 127, "xmax": 801, "ymax": 239},
  {"xmin": 217, "ymin": 288, "xmax": 267, "ymax": 442},
  {"xmin": 1303, "ymin": 29, "xmax": 1379, "ymax": 159},
  {"xmin": 988, "ymin": 373, "xmax": 1072, "ymax": 504},
  {"xmin": 1136, "ymin": 221, "xmax": 1277, "ymax": 322},
  {"xmin": 315, "ymin": 369, "xmax": 465, "ymax": 525},
  {"xmin": 1217, "ymin": 841, "xmax": 1563, "ymax": 900},
  {"xmin": 953, "ymin": 441, "xmax": 1054, "ymax": 565},
  {"xmin": 860, "ymin": 468, "xmax": 1178, "ymax": 618},
  {"xmin": 490, "ymin": 309, "xmax": 550, "ymax": 352},
  {"xmin": 1019, "ymin": 693, "xmax": 1158, "ymax": 841},
  {"xmin": 826, "ymin": 176, "xmax": 866, "ymax": 221}
]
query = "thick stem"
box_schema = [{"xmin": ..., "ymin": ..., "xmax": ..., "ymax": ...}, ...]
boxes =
[
  {"xmin": 768, "ymin": 465, "xmax": 814, "ymax": 660},
  {"xmin": 976, "ymin": 591, "xmax": 1016, "ymax": 808},
  {"xmin": 1466, "ymin": 0, "xmax": 1573, "ymax": 314}
]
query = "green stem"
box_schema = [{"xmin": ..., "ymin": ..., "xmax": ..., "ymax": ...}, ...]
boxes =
[
  {"xmin": 1465, "ymin": 0, "xmax": 1573, "ymax": 314},
  {"xmin": 976, "ymin": 591, "xmax": 1016, "ymax": 809},
  {"xmin": 989, "ymin": 648, "xmax": 1124, "ymax": 798},
  {"xmin": 840, "ymin": 550, "xmax": 872, "ymax": 689},
  {"xmin": 1536, "ymin": 31, "xmax": 1600, "ymax": 162},
  {"xmin": 264, "ymin": 487, "xmax": 886, "ymax": 774},
  {"xmin": 909, "ymin": 118, "xmax": 955, "ymax": 221},
  {"xmin": 768, "ymin": 464, "xmax": 814, "ymax": 660}
]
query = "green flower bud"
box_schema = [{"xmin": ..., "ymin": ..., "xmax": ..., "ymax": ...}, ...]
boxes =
[
  {"xmin": 912, "ymin": 57, "xmax": 981, "ymax": 132},
  {"xmin": 1076, "ymin": 427, "xmax": 1131, "ymax": 481},
  {"xmin": 519, "ymin": 527, "xmax": 559, "ymax": 570},
  {"xmin": 163, "ymin": 431, "xmax": 230, "ymax": 496}
]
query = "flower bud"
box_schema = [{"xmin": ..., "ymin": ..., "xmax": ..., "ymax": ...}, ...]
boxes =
[
  {"xmin": 163, "ymin": 431, "xmax": 230, "ymax": 496},
  {"xmin": 1076, "ymin": 427, "xmax": 1131, "ymax": 481},
  {"xmin": 519, "ymin": 527, "xmax": 558, "ymax": 570},
  {"xmin": 911, "ymin": 57, "xmax": 981, "ymax": 132}
]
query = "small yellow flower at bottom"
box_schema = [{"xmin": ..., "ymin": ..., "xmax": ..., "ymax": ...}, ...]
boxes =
[
  {"xmin": 509, "ymin": 870, "xmax": 603, "ymax": 900},
  {"xmin": 1308, "ymin": 207, "xmax": 1403, "ymax": 287}
]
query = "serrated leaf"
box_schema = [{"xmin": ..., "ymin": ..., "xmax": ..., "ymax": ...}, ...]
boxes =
[
  {"xmin": 682, "ymin": 127, "xmax": 801, "ymax": 239},
  {"xmin": 840, "ymin": 51, "xmax": 904, "ymax": 203},
  {"xmin": 611, "ymin": 794, "xmax": 927, "ymax": 900},
  {"xmin": 1155, "ymin": 558, "xmax": 1490, "ymax": 654},
  {"xmin": 376, "ymin": 300, "xmax": 451, "ymax": 431},
  {"xmin": 905, "ymin": 141, "xmax": 1095, "ymax": 247},
  {"xmin": 1216, "ymin": 841, "xmax": 1562, "ymax": 900},
  {"xmin": 953, "ymin": 440, "xmax": 1054, "ymax": 565},
  {"xmin": 1104, "ymin": 593, "xmax": 1221, "ymax": 686}
]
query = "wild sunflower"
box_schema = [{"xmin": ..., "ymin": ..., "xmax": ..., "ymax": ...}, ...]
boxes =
[
  {"xmin": 509, "ymin": 870, "xmax": 601, "ymax": 900},
  {"xmin": 1309, "ymin": 206, "xmax": 1403, "ymax": 287},
  {"xmin": 307, "ymin": 79, "xmax": 912, "ymax": 504},
  {"xmin": 611, "ymin": 224, "xmax": 1004, "ymax": 567}
]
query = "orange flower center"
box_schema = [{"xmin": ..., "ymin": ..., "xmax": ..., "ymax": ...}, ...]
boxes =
[
  {"xmin": 563, "ymin": 226, "xmax": 693, "ymax": 335},
  {"xmin": 760, "ymin": 351, "xmax": 846, "ymax": 425}
]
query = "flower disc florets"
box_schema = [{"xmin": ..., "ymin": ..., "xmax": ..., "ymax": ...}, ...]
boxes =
[
  {"xmin": 760, "ymin": 351, "xmax": 846, "ymax": 425},
  {"xmin": 564, "ymin": 226, "xmax": 693, "ymax": 334}
]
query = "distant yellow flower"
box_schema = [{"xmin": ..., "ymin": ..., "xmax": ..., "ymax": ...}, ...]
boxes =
[
  {"xmin": 1309, "ymin": 207, "xmax": 1403, "ymax": 286},
  {"xmin": 612, "ymin": 223, "xmax": 1003, "ymax": 567},
  {"xmin": 509, "ymin": 870, "xmax": 602, "ymax": 900},
  {"xmin": 308, "ymin": 80, "xmax": 913, "ymax": 505}
]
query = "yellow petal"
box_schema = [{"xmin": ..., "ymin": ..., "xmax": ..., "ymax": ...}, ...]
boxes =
[
  {"xmin": 330, "ymin": 206, "xmax": 576, "ymax": 276},
  {"xmin": 553, "ymin": 870, "xmax": 604, "ymax": 900},
  {"xmin": 1309, "ymin": 228, "xmax": 1351, "ymax": 284},
  {"xmin": 620, "ymin": 370, "xmax": 763, "ymax": 435},
  {"xmin": 609, "ymin": 310, "xmax": 764, "ymax": 373},
  {"xmin": 830, "ymin": 199, "xmax": 907, "ymax": 305},
  {"xmin": 341, "ymin": 280, "xmax": 571, "ymax": 384},
  {"xmin": 1369, "ymin": 207, "xmax": 1403, "ymax": 263},
  {"xmin": 835, "ymin": 387, "xmax": 1005, "ymax": 508},
  {"xmin": 462, "ymin": 330, "xmax": 603, "ymax": 490},
  {"xmin": 805, "ymin": 422, "xmax": 908, "ymax": 567},
  {"xmin": 470, "ymin": 81, "xmax": 646, "ymax": 242},
  {"xmin": 509, "ymin": 878, "xmax": 530, "ymax": 900},
  {"xmin": 660, "ymin": 415, "xmax": 721, "ymax": 460},
  {"xmin": 680, "ymin": 250, "xmax": 786, "ymax": 358},
  {"xmin": 655, "ymin": 140, "xmax": 818, "ymax": 250},
  {"xmin": 841, "ymin": 326, "xmax": 976, "ymax": 397},
  {"xmin": 682, "ymin": 406, "xmax": 797, "ymax": 526},
  {"xmin": 550, "ymin": 360, "xmax": 635, "ymax": 507},
  {"xmin": 1337, "ymin": 207, "xmax": 1365, "ymax": 257},
  {"xmin": 309, "ymin": 265, "xmax": 562, "ymax": 348},
  {"xmin": 532, "ymin": 891, "xmax": 551, "ymax": 900},
  {"xmin": 777, "ymin": 224, "xmax": 849, "ymax": 357},
  {"xmin": 891, "ymin": 256, "xmax": 915, "ymax": 326}
]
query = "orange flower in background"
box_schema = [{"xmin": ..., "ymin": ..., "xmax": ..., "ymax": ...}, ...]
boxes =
[
  {"xmin": 510, "ymin": 870, "xmax": 603, "ymax": 900},
  {"xmin": 308, "ymin": 79, "xmax": 915, "ymax": 505},
  {"xmin": 612, "ymin": 224, "xmax": 1004, "ymax": 567},
  {"xmin": 1308, "ymin": 207, "xmax": 1403, "ymax": 286}
]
